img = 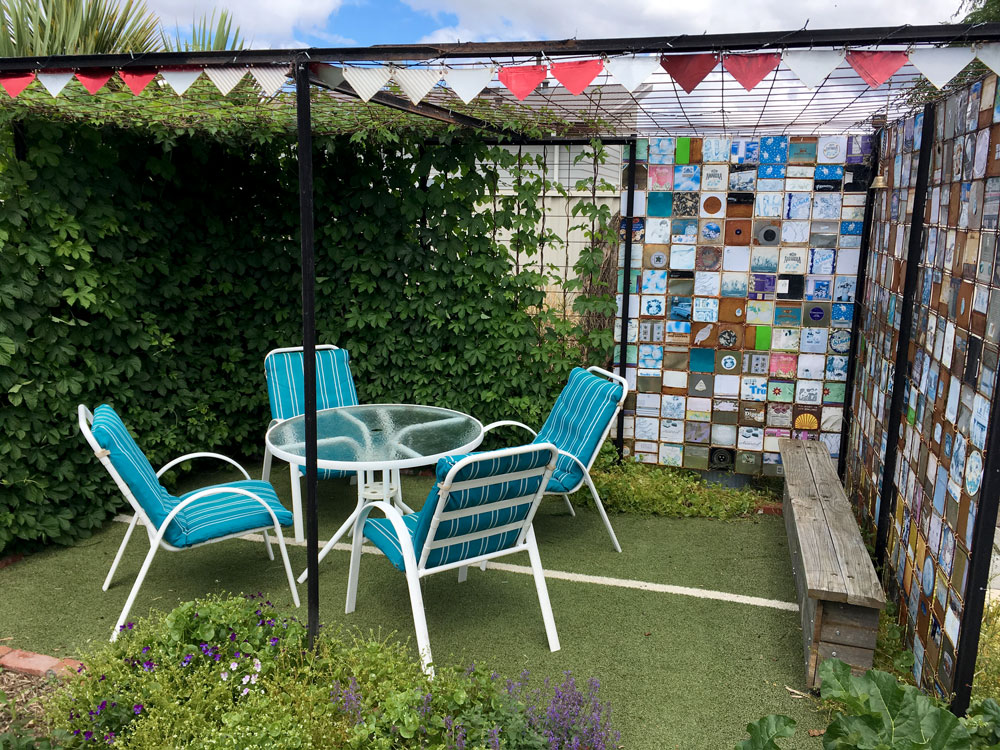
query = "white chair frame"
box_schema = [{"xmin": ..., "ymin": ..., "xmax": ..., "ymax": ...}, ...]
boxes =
[
  {"xmin": 262, "ymin": 344, "xmax": 361, "ymax": 543},
  {"xmin": 345, "ymin": 443, "xmax": 561, "ymax": 676},
  {"xmin": 79, "ymin": 405, "xmax": 300, "ymax": 641},
  {"xmin": 480, "ymin": 366, "xmax": 628, "ymax": 553}
]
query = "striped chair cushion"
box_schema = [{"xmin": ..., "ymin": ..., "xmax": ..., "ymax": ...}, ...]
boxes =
[
  {"xmin": 91, "ymin": 406, "xmax": 292, "ymax": 548},
  {"xmin": 172, "ymin": 480, "xmax": 293, "ymax": 548},
  {"xmin": 265, "ymin": 348, "xmax": 359, "ymax": 421},
  {"xmin": 91, "ymin": 405, "xmax": 176, "ymax": 532},
  {"xmin": 533, "ymin": 368, "xmax": 623, "ymax": 493},
  {"xmin": 265, "ymin": 348, "xmax": 359, "ymax": 480},
  {"xmin": 364, "ymin": 448, "xmax": 551, "ymax": 572}
]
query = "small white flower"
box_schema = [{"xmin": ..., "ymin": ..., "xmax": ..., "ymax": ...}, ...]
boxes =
[
  {"xmin": 253, "ymin": 659, "xmax": 261, "ymax": 673},
  {"xmin": 241, "ymin": 687, "xmax": 250, "ymax": 696},
  {"xmin": 221, "ymin": 672, "xmax": 229, "ymax": 681},
  {"xmin": 230, "ymin": 662, "xmax": 238, "ymax": 670},
  {"xmin": 251, "ymin": 674, "xmax": 258, "ymax": 684},
  {"xmin": 242, "ymin": 674, "xmax": 251, "ymax": 684}
]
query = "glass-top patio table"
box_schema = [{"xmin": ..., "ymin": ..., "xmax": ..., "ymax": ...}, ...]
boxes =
[{"xmin": 265, "ymin": 404, "xmax": 484, "ymax": 582}]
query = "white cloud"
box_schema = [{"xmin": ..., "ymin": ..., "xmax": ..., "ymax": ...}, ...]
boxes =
[
  {"xmin": 145, "ymin": 0, "xmax": 346, "ymax": 48},
  {"xmin": 405, "ymin": 0, "xmax": 955, "ymax": 43}
]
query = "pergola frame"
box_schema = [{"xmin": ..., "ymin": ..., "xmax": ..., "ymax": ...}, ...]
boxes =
[{"xmin": 5, "ymin": 20, "xmax": 1000, "ymax": 713}]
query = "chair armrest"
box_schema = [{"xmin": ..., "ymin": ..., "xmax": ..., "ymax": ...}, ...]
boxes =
[
  {"xmin": 481, "ymin": 421, "xmax": 537, "ymax": 438},
  {"xmin": 156, "ymin": 453, "xmax": 251, "ymax": 480}
]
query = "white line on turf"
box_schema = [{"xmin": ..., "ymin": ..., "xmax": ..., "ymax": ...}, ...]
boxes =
[{"xmin": 112, "ymin": 515, "xmax": 798, "ymax": 612}]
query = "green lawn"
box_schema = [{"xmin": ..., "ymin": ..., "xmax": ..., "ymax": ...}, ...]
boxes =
[{"xmin": 1, "ymin": 464, "xmax": 826, "ymax": 749}]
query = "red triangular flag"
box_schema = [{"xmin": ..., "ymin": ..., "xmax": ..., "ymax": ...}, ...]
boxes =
[
  {"xmin": 550, "ymin": 59, "xmax": 603, "ymax": 95},
  {"xmin": 846, "ymin": 51, "xmax": 908, "ymax": 89},
  {"xmin": 723, "ymin": 53, "xmax": 780, "ymax": 91},
  {"xmin": 0, "ymin": 72, "xmax": 35, "ymax": 98},
  {"xmin": 498, "ymin": 64, "xmax": 547, "ymax": 100},
  {"xmin": 75, "ymin": 69, "xmax": 113, "ymax": 94},
  {"xmin": 660, "ymin": 54, "xmax": 718, "ymax": 94},
  {"xmin": 118, "ymin": 68, "xmax": 157, "ymax": 95}
]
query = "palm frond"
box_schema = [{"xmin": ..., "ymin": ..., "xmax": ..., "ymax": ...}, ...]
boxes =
[
  {"xmin": 0, "ymin": 0, "xmax": 160, "ymax": 56},
  {"xmin": 161, "ymin": 9, "xmax": 244, "ymax": 52}
]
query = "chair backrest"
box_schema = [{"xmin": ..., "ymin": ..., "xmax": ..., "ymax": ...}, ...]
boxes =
[
  {"xmin": 534, "ymin": 366, "xmax": 627, "ymax": 469},
  {"xmin": 264, "ymin": 345, "xmax": 359, "ymax": 421},
  {"xmin": 412, "ymin": 444, "xmax": 558, "ymax": 571},
  {"xmin": 78, "ymin": 404, "xmax": 175, "ymax": 530}
]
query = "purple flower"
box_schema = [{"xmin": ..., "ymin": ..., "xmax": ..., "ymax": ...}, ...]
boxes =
[
  {"xmin": 141, "ymin": 646, "xmax": 150, "ymax": 654},
  {"xmin": 84, "ymin": 730, "xmax": 93, "ymax": 741},
  {"xmin": 229, "ymin": 632, "xmax": 237, "ymax": 642},
  {"xmin": 181, "ymin": 654, "xmax": 193, "ymax": 667},
  {"xmin": 269, "ymin": 637, "xmax": 279, "ymax": 646},
  {"xmin": 133, "ymin": 704, "xmax": 143, "ymax": 715},
  {"xmin": 141, "ymin": 660, "xmax": 155, "ymax": 672}
]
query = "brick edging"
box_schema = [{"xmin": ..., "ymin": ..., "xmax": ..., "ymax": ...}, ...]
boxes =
[{"xmin": 0, "ymin": 645, "xmax": 82, "ymax": 678}]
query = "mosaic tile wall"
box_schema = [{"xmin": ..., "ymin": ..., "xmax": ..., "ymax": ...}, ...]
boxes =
[
  {"xmin": 844, "ymin": 75, "xmax": 1000, "ymax": 695},
  {"xmin": 613, "ymin": 134, "xmax": 873, "ymax": 473}
]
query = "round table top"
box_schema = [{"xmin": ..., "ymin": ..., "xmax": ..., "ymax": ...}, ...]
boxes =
[{"xmin": 265, "ymin": 403, "xmax": 484, "ymax": 471}]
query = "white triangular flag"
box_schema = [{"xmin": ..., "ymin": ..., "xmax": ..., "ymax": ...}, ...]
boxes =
[
  {"xmin": 908, "ymin": 47, "xmax": 975, "ymax": 89},
  {"xmin": 36, "ymin": 70, "xmax": 74, "ymax": 96},
  {"xmin": 251, "ymin": 65, "xmax": 290, "ymax": 97},
  {"xmin": 392, "ymin": 66, "xmax": 441, "ymax": 104},
  {"xmin": 978, "ymin": 43, "xmax": 1000, "ymax": 76},
  {"xmin": 311, "ymin": 63, "xmax": 345, "ymax": 90},
  {"xmin": 160, "ymin": 68, "xmax": 202, "ymax": 95},
  {"xmin": 204, "ymin": 66, "xmax": 247, "ymax": 96},
  {"xmin": 443, "ymin": 66, "xmax": 494, "ymax": 103},
  {"xmin": 782, "ymin": 49, "xmax": 846, "ymax": 90},
  {"xmin": 604, "ymin": 55, "xmax": 660, "ymax": 92},
  {"xmin": 342, "ymin": 66, "xmax": 391, "ymax": 101}
]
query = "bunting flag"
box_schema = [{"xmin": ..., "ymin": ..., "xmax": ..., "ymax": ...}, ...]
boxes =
[
  {"xmin": 551, "ymin": 59, "xmax": 603, "ymax": 95},
  {"xmin": 723, "ymin": 53, "xmax": 780, "ymax": 91},
  {"xmin": 204, "ymin": 66, "xmax": 247, "ymax": 96},
  {"xmin": 604, "ymin": 55, "xmax": 660, "ymax": 92},
  {"xmin": 159, "ymin": 67, "xmax": 202, "ymax": 95},
  {"xmin": 393, "ymin": 66, "xmax": 441, "ymax": 104},
  {"xmin": 782, "ymin": 49, "xmax": 845, "ymax": 89},
  {"xmin": 660, "ymin": 54, "xmax": 718, "ymax": 94},
  {"xmin": 0, "ymin": 72, "xmax": 34, "ymax": 98},
  {"xmin": 846, "ymin": 50, "xmax": 908, "ymax": 89},
  {"xmin": 498, "ymin": 64, "xmax": 547, "ymax": 100},
  {"xmin": 118, "ymin": 68, "xmax": 157, "ymax": 95},
  {"xmin": 444, "ymin": 66, "xmax": 494, "ymax": 103},
  {"xmin": 310, "ymin": 62, "xmax": 346, "ymax": 90},
  {"xmin": 36, "ymin": 70, "xmax": 74, "ymax": 96},
  {"xmin": 907, "ymin": 47, "xmax": 975, "ymax": 89},
  {"xmin": 76, "ymin": 69, "xmax": 113, "ymax": 94},
  {"xmin": 342, "ymin": 65, "xmax": 392, "ymax": 101},
  {"xmin": 251, "ymin": 65, "xmax": 290, "ymax": 97},
  {"xmin": 977, "ymin": 43, "xmax": 1000, "ymax": 77}
]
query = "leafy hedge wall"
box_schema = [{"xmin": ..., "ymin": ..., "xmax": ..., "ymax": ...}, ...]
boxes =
[{"xmin": 0, "ymin": 114, "xmax": 613, "ymax": 554}]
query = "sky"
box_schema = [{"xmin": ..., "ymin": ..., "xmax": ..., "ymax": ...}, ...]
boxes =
[{"xmin": 145, "ymin": 0, "xmax": 960, "ymax": 50}]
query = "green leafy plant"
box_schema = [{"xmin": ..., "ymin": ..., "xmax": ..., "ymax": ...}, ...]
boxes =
[
  {"xmin": 585, "ymin": 444, "xmax": 770, "ymax": 519},
  {"xmin": 42, "ymin": 593, "xmax": 618, "ymax": 748},
  {"xmin": 735, "ymin": 715, "xmax": 796, "ymax": 750},
  {"xmin": 0, "ymin": 686, "xmax": 69, "ymax": 750}
]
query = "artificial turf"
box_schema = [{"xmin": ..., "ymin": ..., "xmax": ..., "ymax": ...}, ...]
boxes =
[{"xmin": 0, "ymin": 464, "xmax": 827, "ymax": 748}]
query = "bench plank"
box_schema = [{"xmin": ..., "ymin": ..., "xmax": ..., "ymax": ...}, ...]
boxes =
[{"xmin": 802, "ymin": 444, "xmax": 885, "ymax": 610}]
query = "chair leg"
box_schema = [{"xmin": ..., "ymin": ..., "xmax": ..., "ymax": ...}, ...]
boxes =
[
  {"xmin": 262, "ymin": 530, "xmax": 275, "ymax": 561},
  {"xmin": 525, "ymin": 527, "xmax": 560, "ymax": 653},
  {"xmin": 271, "ymin": 522, "xmax": 300, "ymax": 609},
  {"xmin": 345, "ymin": 515, "xmax": 365, "ymax": 614},
  {"xmin": 103, "ymin": 513, "xmax": 140, "ymax": 592},
  {"xmin": 289, "ymin": 467, "xmax": 304, "ymax": 543},
  {"xmin": 562, "ymin": 493, "xmax": 576, "ymax": 517},
  {"xmin": 583, "ymin": 471, "xmax": 622, "ymax": 553},
  {"xmin": 404, "ymin": 567, "xmax": 434, "ymax": 676},
  {"xmin": 262, "ymin": 448, "xmax": 273, "ymax": 483},
  {"xmin": 458, "ymin": 565, "xmax": 468, "ymax": 583},
  {"xmin": 111, "ymin": 539, "xmax": 161, "ymax": 641}
]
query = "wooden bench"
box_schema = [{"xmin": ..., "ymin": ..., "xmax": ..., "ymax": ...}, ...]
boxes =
[{"xmin": 778, "ymin": 438, "xmax": 886, "ymax": 688}]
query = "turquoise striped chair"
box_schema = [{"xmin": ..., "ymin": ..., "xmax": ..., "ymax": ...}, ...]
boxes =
[
  {"xmin": 481, "ymin": 366, "xmax": 628, "ymax": 552},
  {"xmin": 262, "ymin": 345, "xmax": 360, "ymax": 542},
  {"xmin": 78, "ymin": 404, "xmax": 300, "ymax": 640},
  {"xmin": 346, "ymin": 443, "xmax": 561, "ymax": 674}
]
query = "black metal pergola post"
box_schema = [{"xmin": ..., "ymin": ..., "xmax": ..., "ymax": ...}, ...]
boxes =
[
  {"xmin": 294, "ymin": 59, "xmax": 320, "ymax": 646},
  {"xmin": 614, "ymin": 137, "xmax": 637, "ymax": 457}
]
